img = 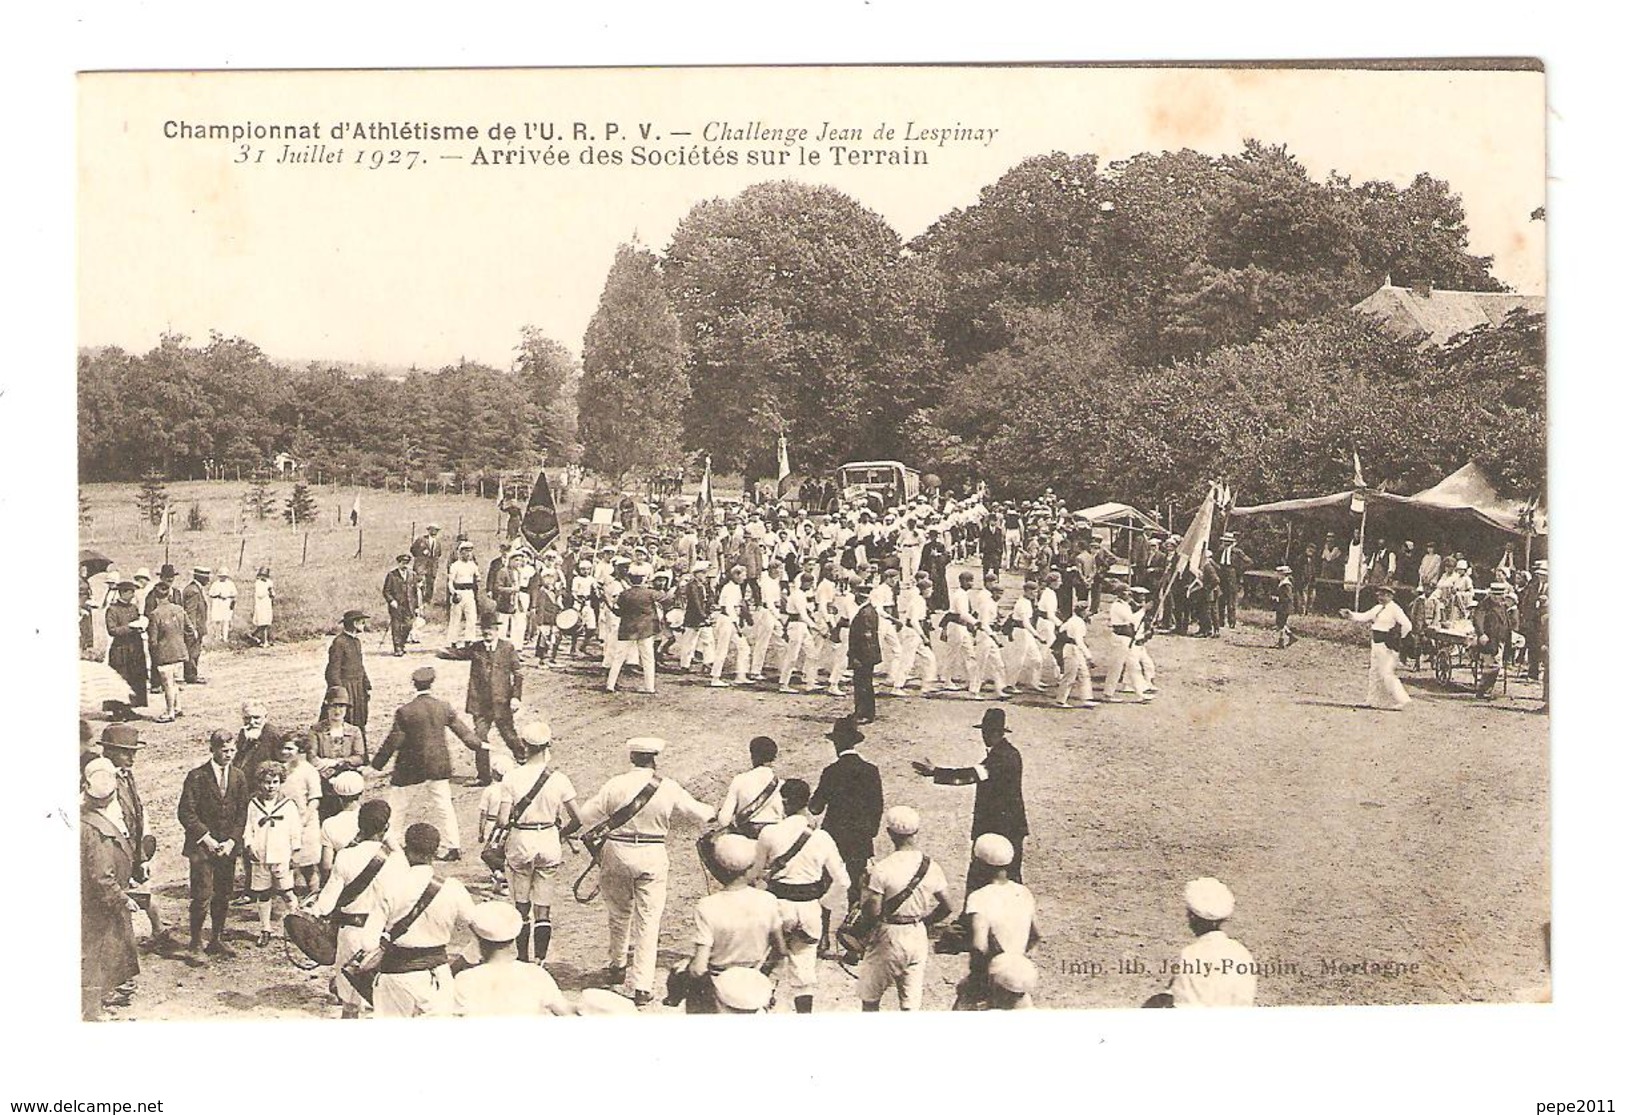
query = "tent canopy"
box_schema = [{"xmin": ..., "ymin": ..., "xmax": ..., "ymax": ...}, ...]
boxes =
[
  {"xmin": 1078, "ymin": 502, "xmax": 1167, "ymax": 533},
  {"xmin": 1231, "ymin": 462, "xmax": 1544, "ymax": 539}
]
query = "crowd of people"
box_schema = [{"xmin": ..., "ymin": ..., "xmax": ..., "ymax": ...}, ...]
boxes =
[{"xmin": 78, "ymin": 473, "xmax": 1546, "ymax": 1020}]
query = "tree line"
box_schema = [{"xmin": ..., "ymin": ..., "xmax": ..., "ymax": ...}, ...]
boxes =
[{"xmin": 80, "ymin": 139, "xmax": 1545, "ymax": 510}]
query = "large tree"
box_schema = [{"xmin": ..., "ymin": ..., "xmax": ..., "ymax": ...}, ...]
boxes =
[
  {"xmin": 579, "ymin": 243, "xmax": 689, "ymax": 484},
  {"xmin": 513, "ymin": 325, "xmax": 581, "ymax": 463},
  {"xmin": 665, "ymin": 181, "xmax": 941, "ymax": 475}
]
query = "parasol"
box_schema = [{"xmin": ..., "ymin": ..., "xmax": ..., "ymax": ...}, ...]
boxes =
[{"xmin": 79, "ymin": 548, "xmax": 114, "ymax": 576}]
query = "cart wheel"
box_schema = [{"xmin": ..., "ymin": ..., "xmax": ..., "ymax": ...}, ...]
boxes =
[{"xmin": 1433, "ymin": 647, "xmax": 1452, "ymax": 683}]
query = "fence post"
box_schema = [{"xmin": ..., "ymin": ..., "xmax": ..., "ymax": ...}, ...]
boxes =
[
  {"xmin": 302, "ymin": 533, "xmax": 310, "ymax": 565},
  {"xmin": 356, "ymin": 527, "xmax": 364, "ymax": 559}
]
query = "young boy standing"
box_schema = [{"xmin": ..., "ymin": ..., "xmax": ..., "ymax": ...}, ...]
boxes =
[{"xmin": 245, "ymin": 759, "xmax": 302, "ymax": 946}]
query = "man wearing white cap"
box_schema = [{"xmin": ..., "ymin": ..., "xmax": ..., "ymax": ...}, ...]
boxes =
[
  {"xmin": 679, "ymin": 833, "xmax": 785, "ymax": 1013},
  {"xmin": 856, "ymin": 806, "xmax": 952, "ymax": 1011},
  {"xmin": 755, "ymin": 779, "xmax": 849, "ymax": 1013},
  {"xmin": 1162, "ymin": 877, "xmax": 1256, "ymax": 1008},
  {"xmin": 576, "ymin": 737, "xmax": 717, "ymax": 1005},
  {"xmin": 317, "ymin": 770, "xmax": 369, "ymax": 882},
  {"xmin": 956, "ymin": 833, "xmax": 1039, "ymax": 1009},
  {"xmin": 710, "ymin": 565, "xmax": 754, "ymax": 688},
  {"xmin": 445, "ymin": 541, "xmax": 482, "ymax": 648},
  {"xmin": 452, "ymin": 901, "xmax": 571, "ymax": 1016},
  {"xmin": 1101, "ymin": 580, "xmax": 1152, "ymax": 703},
  {"xmin": 1341, "ymin": 584, "xmax": 1413, "ymax": 710},
  {"xmin": 492, "ymin": 722, "xmax": 579, "ymax": 963}
]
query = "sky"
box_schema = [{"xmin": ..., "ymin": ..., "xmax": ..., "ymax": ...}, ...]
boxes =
[{"xmin": 79, "ymin": 65, "xmax": 1546, "ymax": 370}]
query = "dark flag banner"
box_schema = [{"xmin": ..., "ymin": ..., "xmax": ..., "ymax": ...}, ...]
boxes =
[{"xmin": 520, "ymin": 469, "xmax": 560, "ymax": 552}]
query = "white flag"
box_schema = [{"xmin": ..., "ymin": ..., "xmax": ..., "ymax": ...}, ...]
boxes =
[
  {"xmin": 1352, "ymin": 451, "xmax": 1367, "ymax": 489},
  {"xmin": 777, "ymin": 433, "xmax": 791, "ymax": 483},
  {"xmin": 155, "ymin": 504, "xmax": 171, "ymax": 542}
]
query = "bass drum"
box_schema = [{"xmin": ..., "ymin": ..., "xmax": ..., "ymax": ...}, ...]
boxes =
[
  {"xmin": 665, "ymin": 607, "xmax": 687, "ymax": 631},
  {"xmin": 554, "ymin": 608, "xmax": 581, "ymax": 633}
]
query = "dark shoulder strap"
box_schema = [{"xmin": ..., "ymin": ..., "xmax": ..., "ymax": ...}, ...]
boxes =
[
  {"xmin": 505, "ymin": 768, "xmax": 554, "ymax": 827},
  {"xmin": 733, "ymin": 776, "xmax": 780, "ymax": 828},
  {"xmin": 880, "ymin": 854, "xmax": 933, "ymax": 920},
  {"xmin": 386, "ymin": 877, "xmax": 443, "ymax": 942},
  {"xmin": 766, "ymin": 828, "xmax": 814, "ymax": 879},
  {"xmin": 581, "ymin": 775, "xmax": 664, "ymax": 844},
  {"xmin": 334, "ymin": 848, "xmax": 389, "ymax": 911}
]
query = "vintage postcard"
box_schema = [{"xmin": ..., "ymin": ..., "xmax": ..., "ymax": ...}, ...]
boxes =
[{"xmin": 75, "ymin": 62, "xmax": 1547, "ymax": 1023}]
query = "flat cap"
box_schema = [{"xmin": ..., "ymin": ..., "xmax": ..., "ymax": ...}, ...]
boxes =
[
  {"xmin": 331, "ymin": 771, "xmax": 365, "ymax": 797},
  {"xmin": 711, "ymin": 834, "xmax": 757, "ymax": 874},
  {"xmin": 469, "ymin": 901, "xmax": 524, "ymax": 943},
  {"xmin": 972, "ymin": 833, "xmax": 1015, "ymax": 867},
  {"xmin": 988, "ymin": 953, "xmax": 1038, "ymax": 995},
  {"xmin": 1184, "ymin": 876, "xmax": 1236, "ymax": 921},
  {"xmin": 411, "ymin": 665, "xmax": 436, "ymax": 685},
  {"xmin": 713, "ymin": 967, "xmax": 773, "ymax": 1012}
]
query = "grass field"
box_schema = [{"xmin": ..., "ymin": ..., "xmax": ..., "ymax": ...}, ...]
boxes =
[
  {"xmin": 81, "ymin": 480, "xmax": 549, "ymax": 645},
  {"xmin": 82, "ymin": 545, "xmax": 1549, "ymax": 1019}
]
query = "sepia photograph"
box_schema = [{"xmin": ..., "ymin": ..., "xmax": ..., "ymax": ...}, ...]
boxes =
[{"xmin": 70, "ymin": 62, "xmax": 1553, "ymax": 1027}]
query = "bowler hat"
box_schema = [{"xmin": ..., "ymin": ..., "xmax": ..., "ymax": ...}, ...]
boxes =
[
  {"xmin": 974, "ymin": 707, "xmax": 1009, "ymax": 735},
  {"xmin": 826, "ymin": 717, "xmax": 865, "ymax": 747},
  {"xmin": 340, "ymin": 609, "xmax": 369, "ymax": 625}
]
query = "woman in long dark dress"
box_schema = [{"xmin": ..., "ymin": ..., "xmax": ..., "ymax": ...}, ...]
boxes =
[{"xmin": 103, "ymin": 579, "xmax": 148, "ymax": 716}]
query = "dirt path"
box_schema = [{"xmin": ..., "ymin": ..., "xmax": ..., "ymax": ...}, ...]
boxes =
[{"xmin": 98, "ymin": 607, "xmax": 1548, "ymax": 1018}]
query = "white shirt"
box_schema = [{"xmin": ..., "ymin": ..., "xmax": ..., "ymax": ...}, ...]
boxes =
[
  {"xmin": 1170, "ymin": 930, "xmax": 1257, "ymax": 1007},
  {"xmin": 965, "ymin": 879, "xmax": 1037, "ymax": 956},
  {"xmin": 949, "ymin": 587, "xmax": 974, "ymax": 625},
  {"xmin": 1351, "ymin": 600, "xmax": 1413, "ymax": 636},
  {"xmin": 312, "ymin": 841, "xmax": 405, "ymax": 920},
  {"xmin": 970, "ymin": 588, "xmax": 1000, "ymax": 627},
  {"xmin": 1108, "ymin": 600, "xmax": 1135, "ymax": 634},
  {"xmin": 870, "ymin": 581, "xmax": 897, "ymax": 622},
  {"xmin": 897, "ymin": 587, "xmax": 928, "ymax": 632},
  {"xmin": 1037, "ymin": 588, "xmax": 1060, "ymax": 624},
  {"xmin": 757, "ymin": 575, "xmax": 782, "ymax": 611},
  {"xmin": 448, "ymin": 559, "xmax": 480, "ymax": 588},
  {"xmin": 717, "ymin": 580, "xmax": 745, "ymax": 621},
  {"xmin": 320, "ymin": 811, "xmax": 361, "ymax": 856},
  {"xmin": 693, "ymin": 887, "xmax": 781, "ymax": 968},
  {"xmin": 1011, "ymin": 596, "xmax": 1037, "ymax": 632},
  {"xmin": 453, "ymin": 960, "xmax": 569, "ymax": 1016},
  {"xmin": 785, "ymin": 586, "xmax": 813, "ymax": 624},
  {"xmin": 576, "ymin": 769, "xmax": 714, "ymax": 840},
  {"xmin": 866, "ymin": 849, "xmax": 949, "ymax": 921},
  {"xmin": 1059, "ymin": 614, "xmax": 1091, "ymax": 657},
  {"xmin": 362, "ymin": 864, "xmax": 477, "ymax": 950},
  {"xmin": 754, "ymin": 815, "xmax": 849, "ymax": 891},
  {"xmin": 717, "ymin": 766, "xmax": 783, "ymax": 829}
]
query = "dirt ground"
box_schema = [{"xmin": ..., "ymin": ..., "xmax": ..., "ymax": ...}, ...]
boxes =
[{"xmin": 92, "ymin": 570, "xmax": 1549, "ymax": 1018}]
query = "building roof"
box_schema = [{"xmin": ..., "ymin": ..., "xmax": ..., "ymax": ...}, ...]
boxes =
[{"xmin": 1353, "ymin": 281, "xmax": 1544, "ymax": 346}]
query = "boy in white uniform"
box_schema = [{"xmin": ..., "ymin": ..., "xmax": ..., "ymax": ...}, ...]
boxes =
[
  {"xmin": 857, "ymin": 807, "xmax": 953, "ymax": 1012},
  {"xmin": 452, "ymin": 901, "xmax": 572, "ymax": 1016},
  {"xmin": 754, "ymin": 779, "xmax": 850, "ymax": 1013},
  {"xmin": 494, "ymin": 722, "xmax": 579, "ymax": 963},
  {"xmin": 1054, "ymin": 599, "xmax": 1097, "ymax": 708}
]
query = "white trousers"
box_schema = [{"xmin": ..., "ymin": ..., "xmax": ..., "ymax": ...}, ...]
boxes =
[
  {"xmin": 599, "ymin": 842, "xmax": 668, "ymax": 993},
  {"xmin": 676, "ymin": 624, "xmax": 714, "ymax": 669},
  {"xmin": 966, "ymin": 633, "xmax": 1007, "ymax": 696},
  {"xmin": 373, "ymin": 965, "xmax": 454, "ymax": 1017},
  {"xmin": 1008, "ymin": 629, "xmax": 1045, "ymax": 688},
  {"xmin": 749, "ymin": 612, "xmax": 780, "ymax": 676},
  {"xmin": 941, "ymin": 625, "xmax": 974, "ymax": 684},
  {"xmin": 1103, "ymin": 635, "xmax": 1145, "ymax": 699},
  {"xmin": 388, "ymin": 779, "xmax": 460, "ymax": 852},
  {"xmin": 889, "ymin": 627, "xmax": 939, "ymax": 689},
  {"xmin": 607, "ymin": 637, "xmax": 656, "ymax": 692},
  {"xmin": 1058, "ymin": 644, "xmax": 1094, "ymax": 704},
  {"xmin": 710, "ymin": 618, "xmax": 750, "ymax": 682},
  {"xmin": 779, "ymin": 621, "xmax": 811, "ymax": 687},
  {"xmin": 500, "ymin": 610, "xmax": 527, "ymax": 649},
  {"xmin": 1365, "ymin": 642, "xmax": 1410, "ymax": 709},
  {"xmin": 447, "ymin": 591, "xmax": 479, "ymax": 644}
]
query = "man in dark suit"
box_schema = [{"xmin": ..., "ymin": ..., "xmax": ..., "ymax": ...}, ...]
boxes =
[
  {"xmin": 325, "ymin": 609, "xmax": 372, "ymax": 745},
  {"xmin": 176, "ymin": 729, "xmax": 250, "ymax": 965},
  {"xmin": 181, "ymin": 567, "xmax": 211, "ymax": 683},
  {"xmin": 606, "ymin": 563, "xmax": 666, "ymax": 694},
  {"xmin": 437, "ymin": 609, "xmax": 523, "ymax": 784},
  {"xmin": 143, "ymin": 564, "xmax": 182, "ymax": 693},
  {"xmin": 372, "ymin": 665, "xmax": 480, "ymax": 859},
  {"xmin": 912, "ymin": 706, "xmax": 1029, "ymax": 894},
  {"xmin": 99, "ymin": 725, "xmax": 175, "ymax": 954},
  {"xmin": 847, "ymin": 583, "xmax": 883, "ymax": 723},
  {"xmin": 382, "ymin": 553, "xmax": 421, "ymax": 656},
  {"xmin": 809, "ymin": 716, "xmax": 884, "ymax": 949}
]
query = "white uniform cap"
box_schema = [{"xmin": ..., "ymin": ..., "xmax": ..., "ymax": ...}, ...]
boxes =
[
  {"xmin": 988, "ymin": 953, "xmax": 1038, "ymax": 995},
  {"xmin": 885, "ymin": 805, "xmax": 921, "ymax": 836},
  {"xmin": 712, "ymin": 834, "xmax": 756, "ymax": 874},
  {"xmin": 1455, "ymin": 560, "xmax": 1470, "ymax": 570},
  {"xmin": 972, "ymin": 833, "xmax": 1015, "ymax": 867},
  {"xmin": 627, "ymin": 736, "xmax": 666, "ymax": 756},
  {"xmin": 713, "ymin": 967, "xmax": 774, "ymax": 1012},
  {"xmin": 692, "ymin": 560, "xmax": 711, "ymax": 572},
  {"xmin": 133, "ymin": 568, "xmax": 152, "ymax": 581},
  {"xmin": 330, "ymin": 771, "xmax": 365, "ymax": 797},
  {"xmin": 83, "ymin": 758, "xmax": 118, "ymax": 799},
  {"xmin": 576, "ymin": 988, "xmax": 639, "ymax": 1016},
  {"xmin": 469, "ymin": 901, "xmax": 524, "ymax": 943},
  {"xmin": 488, "ymin": 750, "xmax": 516, "ymax": 778},
  {"xmin": 1184, "ymin": 876, "xmax": 1236, "ymax": 921},
  {"xmin": 520, "ymin": 720, "xmax": 553, "ymax": 749}
]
